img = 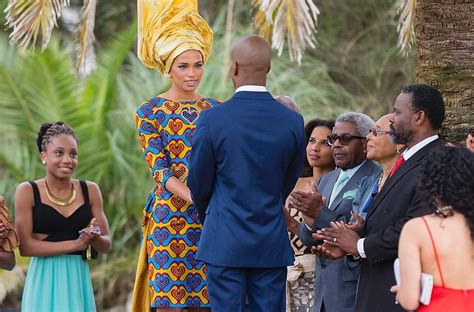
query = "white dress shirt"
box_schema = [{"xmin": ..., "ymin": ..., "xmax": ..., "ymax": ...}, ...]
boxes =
[{"xmin": 235, "ymin": 85, "xmax": 268, "ymax": 93}]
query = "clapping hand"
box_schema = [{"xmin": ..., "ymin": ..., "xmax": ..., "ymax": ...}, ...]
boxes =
[
  {"xmin": 313, "ymin": 221, "xmax": 360, "ymax": 256},
  {"xmin": 288, "ymin": 185, "xmax": 327, "ymax": 227},
  {"xmin": 77, "ymin": 218, "xmax": 101, "ymax": 250},
  {"xmin": 311, "ymin": 242, "xmax": 345, "ymax": 260},
  {"xmin": 346, "ymin": 211, "xmax": 365, "ymax": 231}
]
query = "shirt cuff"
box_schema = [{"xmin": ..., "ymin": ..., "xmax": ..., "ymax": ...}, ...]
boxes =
[{"xmin": 357, "ymin": 238, "xmax": 367, "ymax": 258}]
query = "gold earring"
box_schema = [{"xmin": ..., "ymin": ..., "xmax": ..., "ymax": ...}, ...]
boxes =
[{"xmin": 165, "ymin": 73, "xmax": 171, "ymax": 79}]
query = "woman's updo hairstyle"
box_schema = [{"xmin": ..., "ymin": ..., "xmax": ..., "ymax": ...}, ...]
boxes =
[{"xmin": 36, "ymin": 121, "xmax": 78, "ymax": 153}]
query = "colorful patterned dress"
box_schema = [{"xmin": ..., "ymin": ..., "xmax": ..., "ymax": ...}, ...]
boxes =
[{"xmin": 135, "ymin": 96, "xmax": 219, "ymax": 308}]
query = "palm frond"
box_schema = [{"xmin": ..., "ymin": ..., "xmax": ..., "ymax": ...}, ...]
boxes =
[
  {"xmin": 5, "ymin": 0, "xmax": 70, "ymax": 50},
  {"xmin": 253, "ymin": 0, "xmax": 320, "ymax": 64},
  {"xmin": 396, "ymin": 0, "xmax": 416, "ymax": 53},
  {"xmin": 252, "ymin": 0, "xmax": 275, "ymax": 43},
  {"xmin": 75, "ymin": 0, "xmax": 97, "ymax": 78}
]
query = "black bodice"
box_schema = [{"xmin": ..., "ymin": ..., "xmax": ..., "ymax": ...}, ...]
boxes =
[{"xmin": 29, "ymin": 180, "xmax": 92, "ymax": 255}]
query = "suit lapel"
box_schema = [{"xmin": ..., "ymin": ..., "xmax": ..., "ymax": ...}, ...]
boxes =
[{"xmin": 365, "ymin": 139, "xmax": 441, "ymax": 221}]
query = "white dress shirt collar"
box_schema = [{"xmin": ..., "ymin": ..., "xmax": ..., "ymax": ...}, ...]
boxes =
[
  {"xmin": 402, "ymin": 134, "xmax": 439, "ymax": 160},
  {"xmin": 235, "ymin": 85, "xmax": 268, "ymax": 93}
]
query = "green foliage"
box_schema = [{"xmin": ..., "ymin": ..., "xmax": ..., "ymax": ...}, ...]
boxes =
[
  {"xmin": 0, "ymin": 26, "xmax": 152, "ymax": 308},
  {"xmin": 0, "ymin": 0, "xmax": 415, "ymax": 309}
]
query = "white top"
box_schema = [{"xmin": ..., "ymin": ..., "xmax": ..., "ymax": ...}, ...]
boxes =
[
  {"xmin": 235, "ymin": 85, "xmax": 268, "ymax": 93},
  {"xmin": 357, "ymin": 134, "xmax": 439, "ymax": 258},
  {"xmin": 402, "ymin": 134, "xmax": 439, "ymax": 160}
]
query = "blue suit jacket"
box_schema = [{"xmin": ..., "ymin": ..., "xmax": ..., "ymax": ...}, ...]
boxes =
[
  {"xmin": 298, "ymin": 160, "xmax": 381, "ymax": 312},
  {"xmin": 188, "ymin": 91, "xmax": 306, "ymax": 268}
]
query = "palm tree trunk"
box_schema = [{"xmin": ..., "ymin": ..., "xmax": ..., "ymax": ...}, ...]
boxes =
[{"xmin": 415, "ymin": 0, "xmax": 474, "ymax": 143}]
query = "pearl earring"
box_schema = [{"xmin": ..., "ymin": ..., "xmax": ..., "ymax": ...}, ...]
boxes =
[{"xmin": 42, "ymin": 160, "xmax": 46, "ymax": 165}]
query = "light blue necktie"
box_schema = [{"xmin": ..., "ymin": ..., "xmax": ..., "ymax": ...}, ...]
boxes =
[{"xmin": 329, "ymin": 170, "xmax": 350, "ymax": 206}]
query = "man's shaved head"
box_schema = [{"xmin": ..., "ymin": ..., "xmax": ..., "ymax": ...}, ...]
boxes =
[
  {"xmin": 230, "ymin": 35, "xmax": 272, "ymax": 87},
  {"xmin": 275, "ymin": 95, "xmax": 298, "ymax": 112}
]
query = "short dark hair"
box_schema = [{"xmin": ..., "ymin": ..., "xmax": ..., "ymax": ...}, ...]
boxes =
[
  {"xmin": 401, "ymin": 84, "xmax": 445, "ymax": 130},
  {"xmin": 418, "ymin": 146, "xmax": 474, "ymax": 239},
  {"xmin": 301, "ymin": 118, "xmax": 336, "ymax": 177},
  {"xmin": 36, "ymin": 121, "xmax": 78, "ymax": 153}
]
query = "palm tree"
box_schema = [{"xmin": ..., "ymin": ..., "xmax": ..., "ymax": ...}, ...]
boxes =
[{"xmin": 398, "ymin": 0, "xmax": 473, "ymax": 143}]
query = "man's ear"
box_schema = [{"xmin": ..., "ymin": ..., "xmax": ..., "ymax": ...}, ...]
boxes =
[
  {"xmin": 231, "ymin": 61, "xmax": 239, "ymax": 76},
  {"xmin": 414, "ymin": 110, "xmax": 426, "ymax": 126}
]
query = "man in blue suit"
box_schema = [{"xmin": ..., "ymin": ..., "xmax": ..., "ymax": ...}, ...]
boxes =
[{"xmin": 188, "ymin": 35, "xmax": 306, "ymax": 312}]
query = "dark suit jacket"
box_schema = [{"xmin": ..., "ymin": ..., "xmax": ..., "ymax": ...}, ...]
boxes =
[
  {"xmin": 355, "ymin": 139, "xmax": 442, "ymax": 312},
  {"xmin": 299, "ymin": 160, "xmax": 381, "ymax": 312},
  {"xmin": 188, "ymin": 91, "xmax": 306, "ymax": 268}
]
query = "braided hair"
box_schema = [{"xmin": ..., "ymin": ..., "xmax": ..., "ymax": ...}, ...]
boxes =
[
  {"xmin": 418, "ymin": 146, "xmax": 474, "ymax": 238},
  {"xmin": 36, "ymin": 122, "xmax": 78, "ymax": 153}
]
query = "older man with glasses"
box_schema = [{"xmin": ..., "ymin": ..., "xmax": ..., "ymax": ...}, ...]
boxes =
[{"xmin": 289, "ymin": 112, "xmax": 380, "ymax": 312}]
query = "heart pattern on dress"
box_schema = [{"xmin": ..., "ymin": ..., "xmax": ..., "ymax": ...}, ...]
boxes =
[
  {"xmin": 153, "ymin": 251, "xmax": 170, "ymax": 268},
  {"xmin": 169, "ymin": 141, "xmax": 185, "ymax": 157},
  {"xmin": 186, "ymin": 229, "xmax": 201, "ymax": 245},
  {"xmin": 168, "ymin": 118, "xmax": 183, "ymax": 134},
  {"xmin": 154, "ymin": 228, "xmax": 170, "ymax": 244},
  {"xmin": 171, "ymin": 286, "xmax": 186, "ymax": 303},
  {"xmin": 181, "ymin": 108, "xmax": 199, "ymax": 123},
  {"xmin": 170, "ymin": 217, "xmax": 186, "ymax": 233},
  {"xmin": 170, "ymin": 240, "xmax": 186, "ymax": 257},
  {"xmin": 170, "ymin": 263, "xmax": 186, "ymax": 280}
]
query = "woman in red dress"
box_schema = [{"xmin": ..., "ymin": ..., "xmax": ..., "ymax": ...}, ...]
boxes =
[{"xmin": 393, "ymin": 146, "xmax": 474, "ymax": 311}]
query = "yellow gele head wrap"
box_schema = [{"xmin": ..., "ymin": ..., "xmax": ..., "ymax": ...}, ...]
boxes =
[{"xmin": 137, "ymin": 0, "xmax": 213, "ymax": 74}]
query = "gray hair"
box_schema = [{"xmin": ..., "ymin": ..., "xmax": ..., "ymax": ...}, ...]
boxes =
[
  {"xmin": 275, "ymin": 95, "xmax": 298, "ymax": 112},
  {"xmin": 335, "ymin": 112, "xmax": 375, "ymax": 137}
]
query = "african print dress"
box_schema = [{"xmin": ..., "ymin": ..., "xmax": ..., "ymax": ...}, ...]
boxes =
[{"xmin": 135, "ymin": 96, "xmax": 219, "ymax": 308}]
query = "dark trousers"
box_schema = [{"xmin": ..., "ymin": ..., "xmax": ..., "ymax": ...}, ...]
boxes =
[{"xmin": 206, "ymin": 264, "xmax": 287, "ymax": 312}]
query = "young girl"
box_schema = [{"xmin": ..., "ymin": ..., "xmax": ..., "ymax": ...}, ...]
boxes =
[{"xmin": 15, "ymin": 122, "xmax": 112, "ymax": 312}]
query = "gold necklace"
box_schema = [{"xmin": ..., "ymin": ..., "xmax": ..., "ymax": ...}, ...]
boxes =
[
  {"xmin": 377, "ymin": 173, "xmax": 384, "ymax": 192},
  {"xmin": 45, "ymin": 180, "xmax": 76, "ymax": 206}
]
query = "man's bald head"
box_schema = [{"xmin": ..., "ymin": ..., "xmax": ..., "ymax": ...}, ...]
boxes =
[
  {"xmin": 275, "ymin": 95, "xmax": 298, "ymax": 112},
  {"xmin": 230, "ymin": 35, "xmax": 272, "ymax": 87}
]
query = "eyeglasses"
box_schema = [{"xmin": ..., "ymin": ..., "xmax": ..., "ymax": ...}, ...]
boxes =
[
  {"xmin": 369, "ymin": 128, "xmax": 392, "ymax": 136},
  {"xmin": 327, "ymin": 133, "xmax": 366, "ymax": 145}
]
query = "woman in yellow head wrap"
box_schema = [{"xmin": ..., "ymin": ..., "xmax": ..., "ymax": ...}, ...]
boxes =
[{"xmin": 133, "ymin": 1, "xmax": 218, "ymax": 311}]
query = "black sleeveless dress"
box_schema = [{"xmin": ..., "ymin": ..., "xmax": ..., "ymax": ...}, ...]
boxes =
[{"xmin": 21, "ymin": 180, "xmax": 97, "ymax": 312}]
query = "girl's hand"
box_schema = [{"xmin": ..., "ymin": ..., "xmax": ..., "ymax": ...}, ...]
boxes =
[
  {"xmin": 79, "ymin": 218, "xmax": 101, "ymax": 243},
  {"xmin": 75, "ymin": 235, "xmax": 90, "ymax": 251}
]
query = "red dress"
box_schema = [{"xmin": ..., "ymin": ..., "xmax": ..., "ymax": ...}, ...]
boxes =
[{"xmin": 417, "ymin": 217, "xmax": 474, "ymax": 312}]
